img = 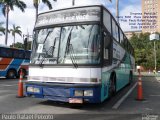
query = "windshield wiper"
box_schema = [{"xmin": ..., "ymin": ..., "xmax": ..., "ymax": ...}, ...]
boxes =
[
  {"xmin": 68, "ymin": 44, "xmax": 78, "ymax": 68},
  {"xmin": 39, "ymin": 54, "xmax": 46, "ymax": 67},
  {"xmin": 39, "ymin": 37, "xmax": 59, "ymax": 67},
  {"xmin": 38, "ymin": 31, "xmax": 52, "ymax": 67},
  {"xmin": 64, "ymin": 27, "xmax": 78, "ymax": 68}
]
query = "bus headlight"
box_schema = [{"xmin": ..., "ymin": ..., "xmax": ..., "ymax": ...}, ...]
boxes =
[
  {"xmin": 33, "ymin": 88, "xmax": 40, "ymax": 93},
  {"xmin": 74, "ymin": 90, "xmax": 83, "ymax": 96},
  {"xmin": 27, "ymin": 87, "xmax": 34, "ymax": 92},
  {"xmin": 27, "ymin": 87, "xmax": 40, "ymax": 93},
  {"xmin": 84, "ymin": 90, "xmax": 93, "ymax": 96}
]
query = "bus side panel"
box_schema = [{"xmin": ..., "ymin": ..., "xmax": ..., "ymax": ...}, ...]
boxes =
[
  {"xmin": 0, "ymin": 58, "xmax": 30, "ymax": 77},
  {"xmin": 5, "ymin": 59, "xmax": 24, "ymax": 76},
  {"xmin": 115, "ymin": 53, "xmax": 131, "ymax": 91},
  {"xmin": 101, "ymin": 70, "xmax": 111, "ymax": 102},
  {"xmin": 112, "ymin": 41, "xmax": 131, "ymax": 91},
  {"xmin": 100, "ymin": 41, "xmax": 133, "ymax": 102},
  {"xmin": 0, "ymin": 58, "xmax": 13, "ymax": 77},
  {"xmin": 101, "ymin": 53, "xmax": 131, "ymax": 102}
]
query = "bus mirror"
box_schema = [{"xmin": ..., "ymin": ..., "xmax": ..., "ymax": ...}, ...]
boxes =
[{"xmin": 48, "ymin": 29, "xmax": 53, "ymax": 32}]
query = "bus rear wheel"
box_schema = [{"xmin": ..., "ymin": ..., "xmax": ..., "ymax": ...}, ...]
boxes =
[
  {"xmin": 6, "ymin": 70, "xmax": 16, "ymax": 79},
  {"xmin": 108, "ymin": 74, "xmax": 116, "ymax": 98},
  {"xmin": 128, "ymin": 72, "xmax": 133, "ymax": 85}
]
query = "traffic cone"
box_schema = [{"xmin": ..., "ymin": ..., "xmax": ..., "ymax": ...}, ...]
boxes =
[
  {"xmin": 136, "ymin": 74, "xmax": 144, "ymax": 101},
  {"xmin": 17, "ymin": 69, "xmax": 24, "ymax": 98}
]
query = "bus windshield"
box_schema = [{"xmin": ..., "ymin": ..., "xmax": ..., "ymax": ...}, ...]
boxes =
[{"xmin": 31, "ymin": 24, "xmax": 101, "ymax": 65}]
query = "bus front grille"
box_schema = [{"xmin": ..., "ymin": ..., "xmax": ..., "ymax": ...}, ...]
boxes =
[{"xmin": 43, "ymin": 87, "xmax": 70, "ymax": 97}]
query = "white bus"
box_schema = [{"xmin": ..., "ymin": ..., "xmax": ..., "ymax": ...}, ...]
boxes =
[{"xmin": 25, "ymin": 5, "xmax": 135, "ymax": 104}]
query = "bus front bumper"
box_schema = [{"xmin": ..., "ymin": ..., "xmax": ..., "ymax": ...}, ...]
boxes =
[{"xmin": 25, "ymin": 81, "xmax": 101, "ymax": 103}]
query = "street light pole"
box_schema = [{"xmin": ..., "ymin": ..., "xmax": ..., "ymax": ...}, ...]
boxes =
[
  {"xmin": 72, "ymin": 0, "xmax": 75, "ymax": 6},
  {"xmin": 154, "ymin": 41, "xmax": 157, "ymax": 71},
  {"xmin": 150, "ymin": 33, "xmax": 159, "ymax": 72}
]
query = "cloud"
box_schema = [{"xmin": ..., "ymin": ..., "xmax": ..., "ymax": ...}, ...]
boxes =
[
  {"xmin": 50, "ymin": 0, "xmax": 110, "ymax": 10},
  {"xmin": 0, "ymin": 0, "xmax": 112, "ymax": 45},
  {"xmin": 119, "ymin": 5, "xmax": 141, "ymax": 31},
  {"xmin": 0, "ymin": 0, "xmax": 141, "ymax": 45}
]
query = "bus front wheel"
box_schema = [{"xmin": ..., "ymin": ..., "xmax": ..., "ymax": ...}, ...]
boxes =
[{"xmin": 6, "ymin": 70, "xmax": 16, "ymax": 79}]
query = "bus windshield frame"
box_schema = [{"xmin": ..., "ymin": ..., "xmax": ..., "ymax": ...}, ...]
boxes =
[{"xmin": 31, "ymin": 23, "xmax": 102, "ymax": 66}]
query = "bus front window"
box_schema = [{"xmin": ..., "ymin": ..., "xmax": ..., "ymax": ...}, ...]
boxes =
[
  {"xmin": 31, "ymin": 24, "xmax": 101, "ymax": 65},
  {"xmin": 31, "ymin": 28, "xmax": 61, "ymax": 64},
  {"xmin": 59, "ymin": 25, "xmax": 100, "ymax": 64}
]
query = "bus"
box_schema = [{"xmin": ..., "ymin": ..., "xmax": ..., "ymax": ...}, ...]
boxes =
[
  {"xmin": 25, "ymin": 5, "xmax": 135, "ymax": 104},
  {"xmin": 0, "ymin": 46, "xmax": 31, "ymax": 79}
]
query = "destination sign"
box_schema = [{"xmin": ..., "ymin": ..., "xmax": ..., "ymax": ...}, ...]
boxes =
[{"xmin": 35, "ymin": 7, "xmax": 101, "ymax": 27}]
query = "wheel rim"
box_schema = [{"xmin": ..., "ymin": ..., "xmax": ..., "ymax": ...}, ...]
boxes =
[{"xmin": 8, "ymin": 71, "xmax": 15, "ymax": 78}]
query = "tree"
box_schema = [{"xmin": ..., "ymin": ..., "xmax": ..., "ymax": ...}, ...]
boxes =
[
  {"xmin": 10, "ymin": 24, "xmax": 22, "ymax": 47},
  {"xmin": 10, "ymin": 41, "xmax": 32, "ymax": 50},
  {"xmin": 0, "ymin": 22, "xmax": 5, "ymax": 35},
  {"xmin": 33, "ymin": 0, "xmax": 57, "ymax": 20},
  {"xmin": 0, "ymin": 0, "xmax": 27, "ymax": 45},
  {"xmin": 130, "ymin": 32, "xmax": 160, "ymax": 71},
  {"xmin": 10, "ymin": 42, "xmax": 23, "ymax": 49}
]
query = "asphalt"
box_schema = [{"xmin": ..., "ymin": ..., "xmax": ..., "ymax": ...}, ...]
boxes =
[{"xmin": 0, "ymin": 75, "xmax": 160, "ymax": 120}]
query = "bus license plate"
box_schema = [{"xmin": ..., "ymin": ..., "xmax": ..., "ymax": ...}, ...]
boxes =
[{"xmin": 69, "ymin": 98, "xmax": 83, "ymax": 104}]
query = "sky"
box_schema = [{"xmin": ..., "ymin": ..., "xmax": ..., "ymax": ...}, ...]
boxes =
[{"xmin": 0, "ymin": 0, "xmax": 141, "ymax": 46}]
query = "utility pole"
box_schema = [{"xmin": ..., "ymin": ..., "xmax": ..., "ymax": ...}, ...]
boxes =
[
  {"xmin": 154, "ymin": 41, "xmax": 157, "ymax": 71},
  {"xmin": 150, "ymin": 33, "xmax": 160, "ymax": 72},
  {"xmin": 116, "ymin": 0, "xmax": 119, "ymax": 23},
  {"xmin": 72, "ymin": 0, "xmax": 75, "ymax": 6}
]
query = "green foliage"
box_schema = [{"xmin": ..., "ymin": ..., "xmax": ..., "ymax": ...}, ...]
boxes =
[
  {"xmin": 130, "ymin": 33, "xmax": 160, "ymax": 70},
  {"xmin": 0, "ymin": 0, "xmax": 27, "ymax": 45},
  {"xmin": 0, "ymin": 22, "xmax": 5, "ymax": 35},
  {"xmin": 10, "ymin": 42, "xmax": 23, "ymax": 49},
  {"xmin": 10, "ymin": 41, "xmax": 32, "ymax": 50},
  {"xmin": 33, "ymin": 0, "xmax": 55, "ymax": 20},
  {"xmin": 0, "ymin": 0, "xmax": 27, "ymax": 16},
  {"xmin": 10, "ymin": 24, "xmax": 22, "ymax": 47}
]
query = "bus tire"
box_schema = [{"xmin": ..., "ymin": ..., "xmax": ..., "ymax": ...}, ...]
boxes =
[
  {"xmin": 108, "ymin": 73, "xmax": 116, "ymax": 98},
  {"xmin": 128, "ymin": 72, "xmax": 133, "ymax": 85},
  {"xmin": 6, "ymin": 69, "xmax": 16, "ymax": 79}
]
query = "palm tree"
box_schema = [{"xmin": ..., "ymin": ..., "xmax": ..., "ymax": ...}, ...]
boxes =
[
  {"xmin": 0, "ymin": 0, "xmax": 27, "ymax": 45},
  {"xmin": 33, "ymin": 0, "xmax": 57, "ymax": 20},
  {"xmin": 10, "ymin": 24, "xmax": 22, "ymax": 47},
  {"xmin": 0, "ymin": 22, "xmax": 5, "ymax": 35}
]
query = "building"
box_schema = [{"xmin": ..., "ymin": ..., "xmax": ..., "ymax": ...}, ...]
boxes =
[
  {"xmin": 124, "ymin": 30, "xmax": 142, "ymax": 39},
  {"xmin": 142, "ymin": 0, "xmax": 160, "ymax": 33}
]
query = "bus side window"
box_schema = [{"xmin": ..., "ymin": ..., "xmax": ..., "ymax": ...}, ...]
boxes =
[
  {"xmin": 25, "ymin": 51, "xmax": 31, "ymax": 60},
  {"xmin": 13, "ymin": 50, "xmax": 25, "ymax": 59},
  {"xmin": 0, "ymin": 48, "xmax": 12, "ymax": 58},
  {"xmin": 103, "ymin": 32, "xmax": 111, "ymax": 65}
]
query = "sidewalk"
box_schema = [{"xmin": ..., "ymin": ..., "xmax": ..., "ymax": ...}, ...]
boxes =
[{"xmin": 134, "ymin": 72, "xmax": 160, "ymax": 77}]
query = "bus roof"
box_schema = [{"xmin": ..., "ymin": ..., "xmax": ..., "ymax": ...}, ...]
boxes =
[
  {"xmin": 0, "ymin": 45, "xmax": 31, "ymax": 52},
  {"xmin": 0, "ymin": 44, "xmax": 10, "ymax": 48},
  {"xmin": 35, "ymin": 5, "xmax": 111, "ymax": 28}
]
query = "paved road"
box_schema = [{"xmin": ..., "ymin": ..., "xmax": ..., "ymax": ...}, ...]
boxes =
[{"xmin": 0, "ymin": 76, "xmax": 160, "ymax": 120}]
